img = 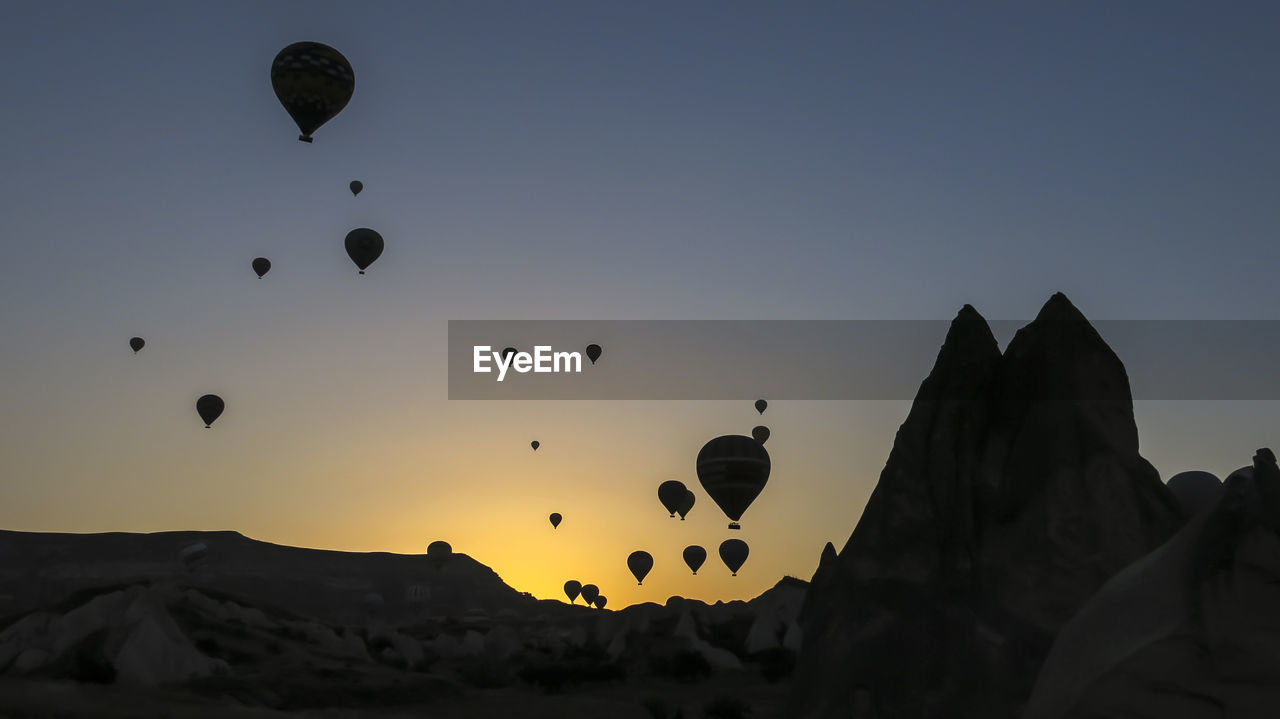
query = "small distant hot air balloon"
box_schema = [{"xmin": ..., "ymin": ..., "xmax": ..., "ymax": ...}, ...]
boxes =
[
  {"xmin": 196, "ymin": 394, "xmax": 224, "ymax": 428},
  {"xmin": 579, "ymin": 584, "xmax": 600, "ymax": 606},
  {"xmin": 427, "ymin": 540, "xmax": 452, "ymax": 570},
  {"xmin": 345, "ymin": 228, "xmax": 384, "ymax": 274},
  {"xmin": 676, "ymin": 490, "xmax": 695, "ymax": 520},
  {"xmin": 178, "ymin": 542, "xmax": 209, "ymax": 572},
  {"xmin": 594, "ymin": 595, "xmax": 607, "ymax": 609},
  {"xmin": 1166, "ymin": 471, "xmax": 1223, "ymax": 516},
  {"xmin": 752, "ymin": 426, "xmax": 770, "ymax": 444},
  {"xmin": 270, "ymin": 42, "xmax": 355, "ymax": 143},
  {"xmin": 697, "ymin": 435, "xmax": 770, "ymax": 530},
  {"xmin": 658, "ymin": 480, "xmax": 687, "ymax": 518},
  {"xmin": 252, "ymin": 257, "xmax": 271, "ymax": 278},
  {"xmin": 502, "ymin": 347, "xmax": 517, "ymax": 362},
  {"xmin": 564, "ymin": 580, "xmax": 582, "ymax": 604},
  {"xmin": 129, "ymin": 337, "xmax": 145, "ymax": 354},
  {"xmin": 549, "ymin": 512, "xmax": 562, "ymax": 529},
  {"xmin": 349, "ymin": 180, "xmax": 363, "ymax": 196},
  {"xmin": 627, "ymin": 550, "xmax": 653, "ymax": 585},
  {"xmin": 683, "ymin": 545, "xmax": 707, "ymax": 575},
  {"xmin": 719, "ymin": 538, "xmax": 749, "ymax": 576},
  {"xmin": 585, "ymin": 344, "xmax": 602, "ymax": 365},
  {"xmin": 754, "ymin": 399, "xmax": 768, "ymax": 415},
  {"xmin": 531, "ymin": 440, "xmax": 540, "ymax": 451}
]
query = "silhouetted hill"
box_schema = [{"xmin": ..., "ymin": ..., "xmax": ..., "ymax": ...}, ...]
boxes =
[{"xmin": 794, "ymin": 294, "xmax": 1186, "ymax": 719}]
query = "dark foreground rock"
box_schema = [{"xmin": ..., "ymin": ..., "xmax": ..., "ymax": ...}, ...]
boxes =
[{"xmin": 793, "ymin": 294, "xmax": 1186, "ymax": 719}]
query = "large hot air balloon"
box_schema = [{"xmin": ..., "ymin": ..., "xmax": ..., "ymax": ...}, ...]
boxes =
[
  {"xmin": 594, "ymin": 595, "xmax": 607, "ymax": 609},
  {"xmin": 349, "ymin": 180, "xmax": 363, "ymax": 196},
  {"xmin": 585, "ymin": 344, "xmax": 602, "ymax": 365},
  {"xmin": 1166, "ymin": 471, "xmax": 1223, "ymax": 517},
  {"xmin": 683, "ymin": 545, "xmax": 707, "ymax": 575},
  {"xmin": 627, "ymin": 550, "xmax": 653, "ymax": 585},
  {"xmin": 196, "ymin": 394, "xmax": 224, "ymax": 428},
  {"xmin": 579, "ymin": 584, "xmax": 600, "ymax": 606},
  {"xmin": 564, "ymin": 580, "xmax": 582, "ymax": 604},
  {"xmin": 129, "ymin": 337, "xmax": 145, "ymax": 354},
  {"xmin": 752, "ymin": 425, "xmax": 770, "ymax": 445},
  {"xmin": 531, "ymin": 440, "xmax": 540, "ymax": 451},
  {"xmin": 719, "ymin": 538, "xmax": 749, "ymax": 576},
  {"xmin": 252, "ymin": 257, "xmax": 271, "ymax": 279},
  {"xmin": 270, "ymin": 42, "xmax": 355, "ymax": 143},
  {"xmin": 696, "ymin": 435, "xmax": 770, "ymax": 529},
  {"xmin": 676, "ymin": 490, "xmax": 695, "ymax": 520},
  {"xmin": 549, "ymin": 512, "xmax": 562, "ymax": 529},
  {"xmin": 344, "ymin": 228, "xmax": 384, "ymax": 274},
  {"xmin": 658, "ymin": 480, "xmax": 687, "ymax": 518},
  {"xmin": 754, "ymin": 399, "xmax": 768, "ymax": 415}
]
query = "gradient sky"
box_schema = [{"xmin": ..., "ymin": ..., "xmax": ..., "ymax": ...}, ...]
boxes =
[{"xmin": 3, "ymin": 1, "xmax": 1279, "ymax": 608}]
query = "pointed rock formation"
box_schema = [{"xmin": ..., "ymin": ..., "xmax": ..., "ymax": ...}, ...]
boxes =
[{"xmin": 795, "ymin": 294, "xmax": 1185, "ymax": 719}]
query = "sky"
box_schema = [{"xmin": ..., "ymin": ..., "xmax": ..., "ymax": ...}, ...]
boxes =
[{"xmin": 2, "ymin": 1, "xmax": 1279, "ymax": 608}]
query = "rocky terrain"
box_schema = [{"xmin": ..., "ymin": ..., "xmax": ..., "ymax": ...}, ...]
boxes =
[
  {"xmin": 0, "ymin": 532, "xmax": 805, "ymax": 717},
  {"xmin": 794, "ymin": 294, "xmax": 1189, "ymax": 719}
]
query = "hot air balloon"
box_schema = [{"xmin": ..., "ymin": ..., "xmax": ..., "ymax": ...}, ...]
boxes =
[
  {"xmin": 594, "ymin": 595, "xmax": 607, "ymax": 609},
  {"xmin": 196, "ymin": 394, "xmax": 224, "ymax": 428},
  {"xmin": 627, "ymin": 551, "xmax": 653, "ymax": 585},
  {"xmin": 344, "ymin": 228, "xmax": 383, "ymax": 274},
  {"xmin": 754, "ymin": 399, "xmax": 768, "ymax": 415},
  {"xmin": 658, "ymin": 480, "xmax": 687, "ymax": 517},
  {"xmin": 502, "ymin": 347, "xmax": 517, "ymax": 362},
  {"xmin": 564, "ymin": 580, "xmax": 582, "ymax": 604},
  {"xmin": 549, "ymin": 512, "xmax": 562, "ymax": 529},
  {"xmin": 752, "ymin": 426, "xmax": 770, "ymax": 445},
  {"xmin": 349, "ymin": 180, "xmax": 363, "ymax": 196},
  {"xmin": 427, "ymin": 540, "xmax": 452, "ymax": 570},
  {"xmin": 531, "ymin": 440, "xmax": 540, "ymax": 451},
  {"xmin": 683, "ymin": 545, "xmax": 707, "ymax": 575},
  {"xmin": 719, "ymin": 538, "xmax": 749, "ymax": 576},
  {"xmin": 252, "ymin": 257, "xmax": 271, "ymax": 278},
  {"xmin": 129, "ymin": 337, "xmax": 145, "ymax": 354},
  {"xmin": 579, "ymin": 584, "xmax": 600, "ymax": 606},
  {"xmin": 696, "ymin": 435, "xmax": 770, "ymax": 529},
  {"xmin": 1166, "ymin": 471, "xmax": 1223, "ymax": 517},
  {"xmin": 585, "ymin": 344, "xmax": 602, "ymax": 365},
  {"xmin": 178, "ymin": 542, "xmax": 208, "ymax": 572},
  {"xmin": 270, "ymin": 42, "xmax": 355, "ymax": 143},
  {"xmin": 676, "ymin": 490, "xmax": 695, "ymax": 520}
]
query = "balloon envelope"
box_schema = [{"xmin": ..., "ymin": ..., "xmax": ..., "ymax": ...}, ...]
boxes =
[
  {"xmin": 531, "ymin": 440, "xmax": 540, "ymax": 451},
  {"xmin": 1167, "ymin": 471, "xmax": 1223, "ymax": 516},
  {"xmin": 349, "ymin": 180, "xmax": 363, "ymax": 196},
  {"xmin": 594, "ymin": 595, "xmax": 607, "ymax": 609},
  {"xmin": 696, "ymin": 435, "xmax": 770, "ymax": 529},
  {"xmin": 252, "ymin": 257, "xmax": 271, "ymax": 278},
  {"xmin": 129, "ymin": 337, "xmax": 145, "ymax": 353},
  {"xmin": 676, "ymin": 490, "xmax": 695, "ymax": 520},
  {"xmin": 683, "ymin": 545, "xmax": 707, "ymax": 575},
  {"xmin": 427, "ymin": 540, "xmax": 452, "ymax": 556},
  {"xmin": 755, "ymin": 399, "xmax": 768, "ymax": 414},
  {"xmin": 585, "ymin": 344, "xmax": 602, "ymax": 364},
  {"xmin": 658, "ymin": 480, "xmax": 687, "ymax": 517},
  {"xmin": 270, "ymin": 42, "xmax": 355, "ymax": 142},
  {"xmin": 627, "ymin": 550, "xmax": 654, "ymax": 585},
  {"xmin": 719, "ymin": 538, "xmax": 749, "ymax": 575},
  {"xmin": 579, "ymin": 584, "xmax": 600, "ymax": 605},
  {"xmin": 549, "ymin": 512, "xmax": 562, "ymax": 528},
  {"xmin": 564, "ymin": 580, "xmax": 582, "ymax": 603},
  {"xmin": 751, "ymin": 425, "xmax": 770, "ymax": 444},
  {"xmin": 196, "ymin": 394, "xmax": 224, "ymax": 428},
  {"xmin": 344, "ymin": 228, "xmax": 384, "ymax": 274},
  {"xmin": 502, "ymin": 347, "xmax": 517, "ymax": 361}
]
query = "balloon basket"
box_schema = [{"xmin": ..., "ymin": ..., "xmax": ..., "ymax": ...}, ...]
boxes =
[
  {"xmin": 728, "ymin": 522, "xmax": 741, "ymax": 530},
  {"xmin": 298, "ymin": 135, "xmax": 313, "ymax": 143}
]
